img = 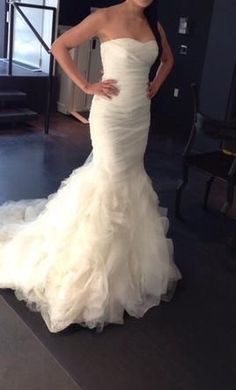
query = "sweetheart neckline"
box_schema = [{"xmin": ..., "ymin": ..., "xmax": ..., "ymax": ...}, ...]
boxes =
[{"xmin": 100, "ymin": 37, "xmax": 156, "ymax": 46}]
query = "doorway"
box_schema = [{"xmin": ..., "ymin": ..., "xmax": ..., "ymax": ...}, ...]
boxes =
[{"xmin": 1, "ymin": 0, "xmax": 60, "ymax": 73}]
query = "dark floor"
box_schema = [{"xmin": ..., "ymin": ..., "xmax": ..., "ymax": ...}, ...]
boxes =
[
  {"xmin": 0, "ymin": 296, "xmax": 80, "ymax": 390},
  {"xmin": 0, "ymin": 113, "xmax": 235, "ymax": 390}
]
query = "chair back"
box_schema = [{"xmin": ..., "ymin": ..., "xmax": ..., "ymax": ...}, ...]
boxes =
[
  {"xmin": 191, "ymin": 83, "xmax": 199, "ymax": 121},
  {"xmin": 191, "ymin": 83, "xmax": 236, "ymax": 141}
]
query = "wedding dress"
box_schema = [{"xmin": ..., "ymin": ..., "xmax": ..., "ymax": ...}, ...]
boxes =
[{"xmin": 0, "ymin": 38, "xmax": 181, "ymax": 332}]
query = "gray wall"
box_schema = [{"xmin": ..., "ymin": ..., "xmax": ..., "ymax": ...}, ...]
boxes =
[
  {"xmin": 155, "ymin": 0, "xmax": 215, "ymax": 128},
  {"xmin": 200, "ymin": 0, "xmax": 236, "ymax": 120}
]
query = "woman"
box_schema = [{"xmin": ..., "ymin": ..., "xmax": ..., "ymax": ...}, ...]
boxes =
[
  {"xmin": 0, "ymin": 0, "xmax": 181, "ymax": 333},
  {"xmin": 51, "ymin": 1, "xmax": 174, "ymax": 101}
]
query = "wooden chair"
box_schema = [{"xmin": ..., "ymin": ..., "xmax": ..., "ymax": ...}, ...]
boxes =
[{"xmin": 175, "ymin": 83, "xmax": 236, "ymax": 219}]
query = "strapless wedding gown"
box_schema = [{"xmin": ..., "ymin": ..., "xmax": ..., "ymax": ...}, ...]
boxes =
[{"xmin": 0, "ymin": 38, "xmax": 181, "ymax": 332}]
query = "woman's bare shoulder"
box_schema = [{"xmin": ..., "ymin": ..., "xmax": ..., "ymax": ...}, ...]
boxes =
[{"xmin": 93, "ymin": 4, "xmax": 122, "ymax": 20}]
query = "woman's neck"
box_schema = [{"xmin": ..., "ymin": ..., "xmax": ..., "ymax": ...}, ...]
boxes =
[{"xmin": 120, "ymin": 1, "xmax": 145, "ymax": 19}]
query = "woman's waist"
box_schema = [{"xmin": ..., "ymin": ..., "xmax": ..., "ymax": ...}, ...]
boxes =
[
  {"xmin": 102, "ymin": 73, "xmax": 149, "ymax": 88},
  {"xmin": 91, "ymin": 91, "xmax": 150, "ymax": 110},
  {"xmin": 103, "ymin": 75, "xmax": 149, "ymax": 100},
  {"xmin": 90, "ymin": 95, "xmax": 150, "ymax": 119}
]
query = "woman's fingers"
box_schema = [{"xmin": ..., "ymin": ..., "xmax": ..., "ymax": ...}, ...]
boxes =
[
  {"xmin": 146, "ymin": 82, "xmax": 156, "ymax": 99},
  {"xmin": 100, "ymin": 79, "xmax": 120, "ymax": 97},
  {"xmin": 102, "ymin": 79, "xmax": 118, "ymax": 89},
  {"xmin": 102, "ymin": 82, "xmax": 118, "ymax": 91},
  {"xmin": 103, "ymin": 86, "xmax": 119, "ymax": 95}
]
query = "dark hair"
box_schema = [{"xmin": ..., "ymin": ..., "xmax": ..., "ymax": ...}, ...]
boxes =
[{"xmin": 144, "ymin": 0, "xmax": 162, "ymax": 78}]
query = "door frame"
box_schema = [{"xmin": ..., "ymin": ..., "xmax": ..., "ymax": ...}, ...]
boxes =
[{"xmin": 0, "ymin": 0, "xmax": 8, "ymax": 57}]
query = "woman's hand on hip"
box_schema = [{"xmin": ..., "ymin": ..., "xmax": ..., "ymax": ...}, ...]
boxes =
[
  {"xmin": 147, "ymin": 81, "xmax": 159, "ymax": 99},
  {"xmin": 84, "ymin": 80, "xmax": 120, "ymax": 99}
]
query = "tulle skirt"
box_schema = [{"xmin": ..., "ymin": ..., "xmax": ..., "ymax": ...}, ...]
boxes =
[{"xmin": 0, "ymin": 80, "xmax": 181, "ymax": 332}]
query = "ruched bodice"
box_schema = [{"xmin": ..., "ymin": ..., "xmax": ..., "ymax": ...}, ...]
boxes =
[
  {"xmin": 90, "ymin": 38, "xmax": 159, "ymax": 111},
  {"xmin": 89, "ymin": 38, "xmax": 159, "ymax": 177},
  {"xmin": 100, "ymin": 38, "xmax": 159, "ymax": 105}
]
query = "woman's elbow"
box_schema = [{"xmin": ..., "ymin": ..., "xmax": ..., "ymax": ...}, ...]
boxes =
[
  {"xmin": 50, "ymin": 40, "xmax": 60, "ymax": 56},
  {"xmin": 50, "ymin": 41, "xmax": 57, "ymax": 57},
  {"xmin": 50, "ymin": 40, "xmax": 67, "ymax": 58}
]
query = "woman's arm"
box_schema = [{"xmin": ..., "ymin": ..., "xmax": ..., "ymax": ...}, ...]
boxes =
[
  {"xmin": 147, "ymin": 22, "xmax": 174, "ymax": 99},
  {"xmin": 51, "ymin": 10, "xmax": 119, "ymax": 99}
]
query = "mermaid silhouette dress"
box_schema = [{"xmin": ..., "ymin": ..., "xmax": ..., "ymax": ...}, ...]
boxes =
[{"xmin": 0, "ymin": 38, "xmax": 181, "ymax": 332}]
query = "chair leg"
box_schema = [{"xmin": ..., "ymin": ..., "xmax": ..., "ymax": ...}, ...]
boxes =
[
  {"xmin": 222, "ymin": 179, "xmax": 235, "ymax": 214},
  {"xmin": 175, "ymin": 164, "xmax": 189, "ymax": 219},
  {"xmin": 203, "ymin": 176, "xmax": 215, "ymax": 210},
  {"xmin": 221, "ymin": 158, "xmax": 236, "ymax": 214}
]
